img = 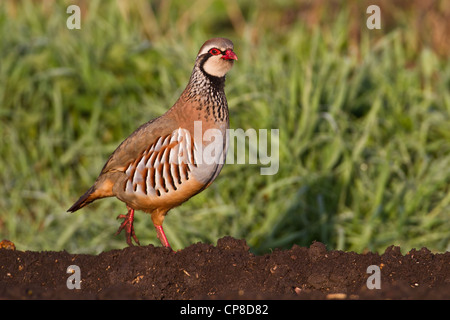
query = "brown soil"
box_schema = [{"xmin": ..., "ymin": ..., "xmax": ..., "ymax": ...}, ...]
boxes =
[{"xmin": 0, "ymin": 237, "xmax": 448, "ymax": 300}]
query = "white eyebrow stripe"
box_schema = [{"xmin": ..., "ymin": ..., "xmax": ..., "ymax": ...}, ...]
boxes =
[
  {"xmin": 198, "ymin": 44, "xmax": 229, "ymax": 56},
  {"xmin": 198, "ymin": 44, "xmax": 215, "ymax": 55}
]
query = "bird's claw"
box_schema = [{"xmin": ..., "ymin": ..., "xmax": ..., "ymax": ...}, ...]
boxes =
[{"xmin": 115, "ymin": 207, "xmax": 140, "ymax": 246}]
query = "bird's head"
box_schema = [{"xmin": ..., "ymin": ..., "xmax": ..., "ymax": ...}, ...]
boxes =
[{"xmin": 197, "ymin": 38, "xmax": 238, "ymax": 78}]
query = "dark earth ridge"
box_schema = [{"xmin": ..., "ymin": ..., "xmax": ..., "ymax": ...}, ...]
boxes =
[{"xmin": 0, "ymin": 237, "xmax": 449, "ymax": 299}]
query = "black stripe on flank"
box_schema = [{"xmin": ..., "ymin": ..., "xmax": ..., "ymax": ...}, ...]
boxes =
[
  {"xmin": 149, "ymin": 168, "xmax": 156, "ymax": 189},
  {"xmin": 142, "ymin": 168, "xmax": 148, "ymax": 195},
  {"xmin": 172, "ymin": 163, "xmax": 182, "ymax": 186},
  {"xmin": 165, "ymin": 163, "xmax": 176, "ymax": 191}
]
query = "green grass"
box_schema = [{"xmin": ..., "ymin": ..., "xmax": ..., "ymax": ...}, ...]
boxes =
[{"xmin": 0, "ymin": 0, "xmax": 449, "ymax": 254}]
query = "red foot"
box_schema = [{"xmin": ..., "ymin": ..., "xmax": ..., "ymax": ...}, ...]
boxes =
[
  {"xmin": 115, "ymin": 206, "xmax": 140, "ymax": 246},
  {"xmin": 155, "ymin": 225, "xmax": 171, "ymax": 249}
]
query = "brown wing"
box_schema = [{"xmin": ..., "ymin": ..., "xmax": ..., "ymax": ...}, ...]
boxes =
[
  {"xmin": 100, "ymin": 115, "xmax": 177, "ymax": 174},
  {"xmin": 67, "ymin": 115, "xmax": 179, "ymax": 212},
  {"xmin": 115, "ymin": 127, "xmax": 202, "ymax": 212}
]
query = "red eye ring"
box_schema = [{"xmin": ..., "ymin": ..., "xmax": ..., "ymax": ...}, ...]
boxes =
[{"xmin": 209, "ymin": 48, "xmax": 221, "ymax": 56}]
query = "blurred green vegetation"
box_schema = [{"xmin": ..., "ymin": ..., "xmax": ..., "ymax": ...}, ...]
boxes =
[{"xmin": 0, "ymin": 0, "xmax": 449, "ymax": 254}]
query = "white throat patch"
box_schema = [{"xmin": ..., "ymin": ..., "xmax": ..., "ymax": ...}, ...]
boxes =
[{"xmin": 202, "ymin": 56, "xmax": 233, "ymax": 78}]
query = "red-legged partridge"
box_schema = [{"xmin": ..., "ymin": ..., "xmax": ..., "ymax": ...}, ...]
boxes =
[{"xmin": 68, "ymin": 38, "xmax": 237, "ymax": 248}]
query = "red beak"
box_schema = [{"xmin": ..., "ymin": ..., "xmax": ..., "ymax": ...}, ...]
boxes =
[{"xmin": 222, "ymin": 49, "xmax": 238, "ymax": 61}]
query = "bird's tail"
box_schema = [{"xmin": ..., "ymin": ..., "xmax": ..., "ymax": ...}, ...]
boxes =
[
  {"xmin": 67, "ymin": 173, "xmax": 119, "ymax": 212},
  {"xmin": 67, "ymin": 186, "xmax": 97, "ymax": 212}
]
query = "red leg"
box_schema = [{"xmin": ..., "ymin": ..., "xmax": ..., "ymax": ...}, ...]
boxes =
[
  {"xmin": 154, "ymin": 225, "xmax": 171, "ymax": 249},
  {"xmin": 115, "ymin": 205, "xmax": 140, "ymax": 246}
]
